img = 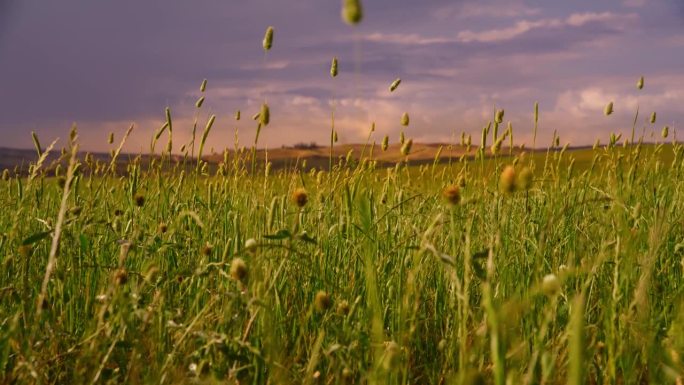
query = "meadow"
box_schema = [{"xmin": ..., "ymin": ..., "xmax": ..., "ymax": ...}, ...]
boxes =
[{"xmin": 1, "ymin": 3, "xmax": 684, "ymax": 384}]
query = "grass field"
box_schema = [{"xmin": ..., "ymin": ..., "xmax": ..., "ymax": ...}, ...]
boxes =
[
  {"xmin": 1, "ymin": 131, "xmax": 683, "ymax": 384},
  {"xmin": 1, "ymin": 3, "xmax": 683, "ymax": 382}
]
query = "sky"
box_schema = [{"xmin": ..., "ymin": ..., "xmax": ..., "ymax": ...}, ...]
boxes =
[{"xmin": 0, "ymin": 0, "xmax": 683, "ymax": 153}]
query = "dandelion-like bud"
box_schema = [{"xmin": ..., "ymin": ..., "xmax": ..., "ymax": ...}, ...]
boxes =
[
  {"xmin": 389, "ymin": 78, "xmax": 401, "ymax": 92},
  {"xmin": 499, "ymin": 165, "xmax": 516, "ymax": 193},
  {"xmin": 330, "ymin": 57, "xmax": 338, "ymax": 78},
  {"xmin": 401, "ymin": 112, "xmax": 409, "ymax": 127},
  {"xmin": 604, "ymin": 101, "xmax": 614, "ymax": 116},
  {"xmin": 292, "ymin": 188, "xmax": 308, "ymax": 208},
  {"xmin": 342, "ymin": 0, "xmax": 363, "ymax": 25},
  {"xmin": 442, "ymin": 185, "xmax": 461, "ymax": 205},
  {"xmin": 314, "ymin": 290, "xmax": 331, "ymax": 312},
  {"xmin": 262, "ymin": 26, "xmax": 274, "ymax": 51},
  {"xmin": 542, "ymin": 274, "xmax": 561, "ymax": 297},
  {"xmin": 230, "ymin": 258, "xmax": 248, "ymax": 283}
]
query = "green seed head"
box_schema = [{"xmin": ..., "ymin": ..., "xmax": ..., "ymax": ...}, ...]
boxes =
[
  {"xmin": 495, "ymin": 109, "xmax": 505, "ymax": 124},
  {"xmin": 517, "ymin": 167, "xmax": 534, "ymax": 190},
  {"xmin": 400, "ymin": 139, "xmax": 413, "ymax": 156},
  {"xmin": 341, "ymin": 0, "xmax": 363, "ymax": 25},
  {"xmin": 260, "ymin": 103, "xmax": 270, "ymax": 126},
  {"xmin": 662, "ymin": 125, "xmax": 669, "ymax": 138},
  {"xmin": 650, "ymin": 112, "xmax": 656, "ymax": 124},
  {"xmin": 200, "ymin": 79, "xmax": 207, "ymax": 92},
  {"xmin": 637, "ymin": 76, "xmax": 644, "ymax": 90},
  {"xmin": 1, "ymin": 169, "xmax": 9, "ymax": 181},
  {"xmin": 263, "ymin": 26, "xmax": 274, "ymax": 51},
  {"xmin": 108, "ymin": 132, "xmax": 114, "ymax": 144},
  {"xmin": 604, "ymin": 101, "xmax": 614, "ymax": 116},
  {"xmin": 235, "ymin": 110, "xmax": 241, "ymax": 121},
  {"xmin": 330, "ymin": 57, "xmax": 338, "ymax": 78},
  {"xmin": 382, "ymin": 135, "xmax": 389, "ymax": 151},
  {"xmin": 534, "ymin": 102, "xmax": 539, "ymax": 124},
  {"xmin": 195, "ymin": 96, "xmax": 205, "ymax": 108},
  {"xmin": 401, "ymin": 112, "xmax": 409, "ymax": 127},
  {"xmin": 389, "ymin": 78, "xmax": 401, "ymax": 92}
]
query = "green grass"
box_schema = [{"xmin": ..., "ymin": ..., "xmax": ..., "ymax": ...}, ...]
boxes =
[{"xmin": 0, "ymin": 137, "xmax": 683, "ymax": 384}]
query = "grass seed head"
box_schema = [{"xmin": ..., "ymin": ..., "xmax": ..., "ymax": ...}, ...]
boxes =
[
  {"xmin": 230, "ymin": 258, "xmax": 248, "ymax": 283},
  {"xmin": 245, "ymin": 238, "xmax": 258, "ymax": 253},
  {"xmin": 201, "ymin": 243, "xmax": 213, "ymax": 256},
  {"xmin": 342, "ymin": 0, "xmax": 363, "ymax": 25},
  {"xmin": 389, "ymin": 78, "xmax": 401, "ymax": 92},
  {"xmin": 401, "ymin": 112, "xmax": 410, "ymax": 127},
  {"xmin": 134, "ymin": 193, "xmax": 145, "ymax": 207},
  {"xmin": 442, "ymin": 185, "xmax": 461, "ymax": 205},
  {"xmin": 400, "ymin": 139, "xmax": 413, "ymax": 156},
  {"xmin": 495, "ymin": 109, "xmax": 505, "ymax": 124},
  {"xmin": 108, "ymin": 132, "xmax": 114, "ymax": 144},
  {"xmin": 542, "ymin": 274, "xmax": 561, "ymax": 297},
  {"xmin": 604, "ymin": 101, "xmax": 614, "ymax": 116},
  {"xmin": 517, "ymin": 167, "xmax": 534, "ymax": 190},
  {"xmin": 637, "ymin": 76, "xmax": 644, "ymax": 90},
  {"xmin": 650, "ymin": 112, "xmax": 656, "ymax": 124},
  {"xmin": 1, "ymin": 169, "xmax": 9, "ymax": 181},
  {"xmin": 382, "ymin": 135, "xmax": 389, "ymax": 151},
  {"xmin": 314, "ymin": 290, "xmax": 331, "ymax": 312},
  {"xmin": 200, "ymin": 79, "xmax": 207, "ymax": 92},
  {"xmin": 662, "ymin": 125, "xmax": 669, "ymax": 138},
  {"xmin": 260, "ymin": 103, "xmax": 270, "ymax": 126},
  {"xmin": 262, "ymin": 26, "xmax": 274, "ymax": 51},
  {"xmin": 383, "ymin": 341, "xmax": 401, "ymax": 370},
  {"xmin": 500, "ymin": 165, "xmax": 516, "ymax": 193},
  {"xmin": 336, "ymin": 300, "xmax": 350, "ymax": 316},
  {"xmin": 115, "ymin": 269, "xmax": 128, "ymax": 285},
  {"xmin": 235, "ymin": 110, "xmax": 241, "ymax": 120},
  {"xmin": 330, "ymin": 57, "xmax": 338, "ymax": 78},
  {"xmin": 292, "ymin": 188, "xmax": 308, "ymax": 208}
]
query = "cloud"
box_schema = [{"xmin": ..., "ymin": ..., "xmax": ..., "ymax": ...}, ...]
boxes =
[{"xmin": 457, "ymin": 12, "xmax": 638, "ymax": 43}]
